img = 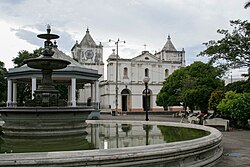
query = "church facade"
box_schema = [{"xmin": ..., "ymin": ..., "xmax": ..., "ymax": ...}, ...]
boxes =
[{"xmin": 71, "ymin": 29, "xmax": 185, "ymax": 112}]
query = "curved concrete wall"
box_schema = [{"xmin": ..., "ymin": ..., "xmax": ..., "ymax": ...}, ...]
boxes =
[{"xmin": 0, "ymin": 120, "xmax": 223, "ymax": 167}]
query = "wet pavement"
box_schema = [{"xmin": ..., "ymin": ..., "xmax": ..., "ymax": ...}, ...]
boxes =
[{"xmin": 100, "ymin": 113, "xmax": 250, "ymax": 167}]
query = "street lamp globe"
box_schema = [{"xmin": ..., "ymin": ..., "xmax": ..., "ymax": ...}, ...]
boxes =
[{"xmin": 143, "ymin": 77, "xmax": 150, "ymax": 84}]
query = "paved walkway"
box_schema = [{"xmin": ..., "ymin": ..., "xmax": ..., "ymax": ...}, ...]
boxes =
[{"xmin": 100, "ymin": 114, "xmax": 250, "ymax": 167}]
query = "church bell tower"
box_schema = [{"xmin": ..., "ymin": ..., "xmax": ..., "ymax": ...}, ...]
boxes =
[{"xmin": 71, "ymin": 28, "xmax": 104, "ymax": 80}]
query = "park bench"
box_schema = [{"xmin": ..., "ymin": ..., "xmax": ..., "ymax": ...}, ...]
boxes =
[{"xmin": 203, "ymin": 118, "xmax": 229, "ymax": 131}]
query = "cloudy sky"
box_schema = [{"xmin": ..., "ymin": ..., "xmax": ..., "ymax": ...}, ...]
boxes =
[{"xmin": 0, "ymin": 0, "xmax": 249, "ymax": 77}]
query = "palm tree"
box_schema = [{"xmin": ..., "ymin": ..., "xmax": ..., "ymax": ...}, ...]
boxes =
[{"xmin": 245, "ymin": 1, "xmax": 250, "ymax": 9}]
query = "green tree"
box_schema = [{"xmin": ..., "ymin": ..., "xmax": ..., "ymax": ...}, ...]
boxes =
[
  {"xmin": 199, "ymin": 20, "xmax": 250, "ymax": 75},
  {"xmin": 156, "ymin": 68, "xmax": 186, "ymax": 109},
  {"xmin": 55, "ymin": 85, "xmax": 68, "ymax": 102},
  {"xmin": 225, "ymin": 80, "xmax": 250, "ymax": 93},
  {"xmin": 156, "ymin": 62, "xmax": 224, "ymax": 113},
  {"xmin": 209, "ymin": 90, "xmax": 225, "ymax": 114},
  {"xmin": 12, "ymin": 48, "xmax": 42, "ymax": 67},
  {"xmin": 217, "ymin": 91, "xmax": 250, "ymax": 129},
  {"xmin": 0, "ymin": 61, "xmax": 7, "ymax": 105}
]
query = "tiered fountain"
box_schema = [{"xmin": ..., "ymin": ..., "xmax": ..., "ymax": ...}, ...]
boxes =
[
  {"xmin": 0, "ymin": 25, "xmax": 93, "ymax": 137},
  {"xmin": 25, "ymin": 25, "xmax": 70, "ymax": 107}
]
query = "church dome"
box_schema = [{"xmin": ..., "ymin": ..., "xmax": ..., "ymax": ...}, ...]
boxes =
[{"xmin": 108, "ymin": 49, "xmax": 119, "ymax": 59}]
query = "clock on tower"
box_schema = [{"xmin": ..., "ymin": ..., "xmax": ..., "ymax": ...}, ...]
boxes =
[{"xmin": 85, "ymin": 49, "xmax": 94, "ymax": 59}]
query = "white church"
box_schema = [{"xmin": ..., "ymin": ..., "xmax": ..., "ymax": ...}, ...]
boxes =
[{"xmin": 71, "ymin": 29, "xmax": 185, "ymax": 113}]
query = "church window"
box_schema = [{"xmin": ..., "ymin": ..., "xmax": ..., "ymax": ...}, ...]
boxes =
[
  {"xmin": 165, "ymin": 69, "xmax": 169, "ymax": 77},
  {"xmin": 145, "ymin": 68, "xmax": 149, "ymax": 77},
  {"xmin": 145, "ymin": 57, "xmax": 149, "ymax": 60},
  {"xmin": 123, "ymin": 67, "xmax": 128, "ymax": 78}
]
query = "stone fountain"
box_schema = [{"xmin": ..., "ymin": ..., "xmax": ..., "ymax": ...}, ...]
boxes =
[
  {"xmin": 0, "ymin": 26, "xmax": 93, "ymax": 137},
  {"xmin": 25, "ymin": 25, "xmax": 70, "ymax": 107}
]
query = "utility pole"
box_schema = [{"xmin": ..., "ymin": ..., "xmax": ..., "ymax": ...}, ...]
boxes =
[{"xmin": 109, "ymin": 38, "xmax": 125, "ymax": 115}]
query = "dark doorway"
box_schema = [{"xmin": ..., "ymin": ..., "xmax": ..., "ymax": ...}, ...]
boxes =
[
  {"xmin": 121, "ymin": 89, "xmax": 130, "ymax": 112},
  {"xmin": 122, "ymin": 95, "xmax": 127, "ymax": 111}
]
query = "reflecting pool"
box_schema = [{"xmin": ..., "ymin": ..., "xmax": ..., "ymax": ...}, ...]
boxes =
[{"xmin": 0, "ymin": 122, "xmax": 209, "ymax": 153}]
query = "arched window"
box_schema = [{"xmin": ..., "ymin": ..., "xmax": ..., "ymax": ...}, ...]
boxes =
[
  {"xmin": 121, "ymin": 89, "xmax": 130, "ymax": 95},
  {"xmin": 145, "ymin": 68, "xmax": 149, "ymax": 77},
  {"xmin": 165, "ymin": 69, "xmax": 169, "ymax": 77},
  {"xmin": 123, "ymin": 67, "xmax": 128, "ymax": 78}
]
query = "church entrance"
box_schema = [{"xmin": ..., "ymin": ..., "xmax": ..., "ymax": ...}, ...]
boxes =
[
  {"xmin": 142, "ymin": 89, "xmax": 151, "ymax": 111},
  {"xmin": 121, "ymin": 89, "xmax": 131, "ymax": 112},
  {"xmin": 122, "ymin": 95, "xmax": 127, "ymax": 111}
]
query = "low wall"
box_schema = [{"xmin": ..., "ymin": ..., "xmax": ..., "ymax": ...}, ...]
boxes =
[{"xmin": 0, "ymin": 120, "xmax": 223, "ymax": 167}]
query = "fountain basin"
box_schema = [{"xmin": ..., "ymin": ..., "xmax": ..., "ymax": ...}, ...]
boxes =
[
  {"xmin": 0, "ymin": 120, "xmax": 223, "ymax": 166},
  {"xmin": 25, "ymin": 57, "xmax": 70, "ymax": 70},
  {"xmin": 0, "ymin": 107, "xmax": 93, "ymax": 137}
]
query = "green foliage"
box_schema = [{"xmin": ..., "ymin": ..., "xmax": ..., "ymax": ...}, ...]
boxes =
[
  {"xmin": 0, "ymin": 61, "xmax": 7, "ymax": 104},
  {"xmin": 12, "ymin": 48, "xmax": 42, "ymax": 67},
  {"xmin": 199, "ymin": 20, "xmax": 250, "ymax": 70},
  {"xmin": 156, "ymin": 61, "xmax": 224, "ymax": 113},
  {"xmin": 209, "ymin": 90, "xmax": 225, "ymax": 113},
  {"xmin": 55, "ymin": 84, "xmax": 68, "ymax": 101},
  {"xmin": 156, "ymin": 68, "xmax": 187, "ymax": 109},
  {"xmin": 217, "ymin": 91, "xmax": 250, "ymax": 129},
  {"xmin": 225, "ymin": 80, "xmax": 250, "ymax": 93},
  {"xmin": 17, "ymin": 83, "xmax": 32, "ymax": 105}
]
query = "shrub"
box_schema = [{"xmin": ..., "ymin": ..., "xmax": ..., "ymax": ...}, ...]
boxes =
[{"xmin": 217, "ymin": 91, "xmax": 250, "ymax": 129}]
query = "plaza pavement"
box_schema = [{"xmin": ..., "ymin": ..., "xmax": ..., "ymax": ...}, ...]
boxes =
[{"xmin": 100, "ymin": 113, "xmax": 250, "ymax": 167}]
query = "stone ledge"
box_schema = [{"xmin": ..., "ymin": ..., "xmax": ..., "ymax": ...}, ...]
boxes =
[{"xmin": 0, "ymin": 120, "xmax": 223, "ymax": 167}]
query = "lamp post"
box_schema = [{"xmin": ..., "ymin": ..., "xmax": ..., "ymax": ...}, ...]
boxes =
[
  {"xmin": 143, "ymin": 77, "xmax": 150, "ymax": 121},
  {"xmin": 109, "ymin": 38, "xmax": 125, "ymax": 116}
]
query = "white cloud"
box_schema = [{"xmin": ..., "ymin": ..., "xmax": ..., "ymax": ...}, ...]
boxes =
[
  {"xmin": 0, "ymin": 20, "xmax": 38, "ymax": 69},
  {"xmin": 0, "ymin": 0, "xmax": 249, "ymax": 78}
]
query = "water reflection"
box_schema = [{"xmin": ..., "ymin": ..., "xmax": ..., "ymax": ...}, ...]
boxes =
[
  {"xmin": 143, "ymin": 125, "xmax": 153, "ymax": 145},
  {"xmin": 0, "ymin": 123, "xmax": 209, "ymax": 153},
  {"xmin": 157, "ymin": 125, "xmax": 210, "ymax": 142},
  {"xmin": 0, "ymin": 133, "xmax": 94, "ymax": 153}
]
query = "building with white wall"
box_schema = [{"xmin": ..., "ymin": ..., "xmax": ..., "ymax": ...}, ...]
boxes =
[{"xmin": 72, "ymin": 29, "xmax": 185, "ymax": 112}]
